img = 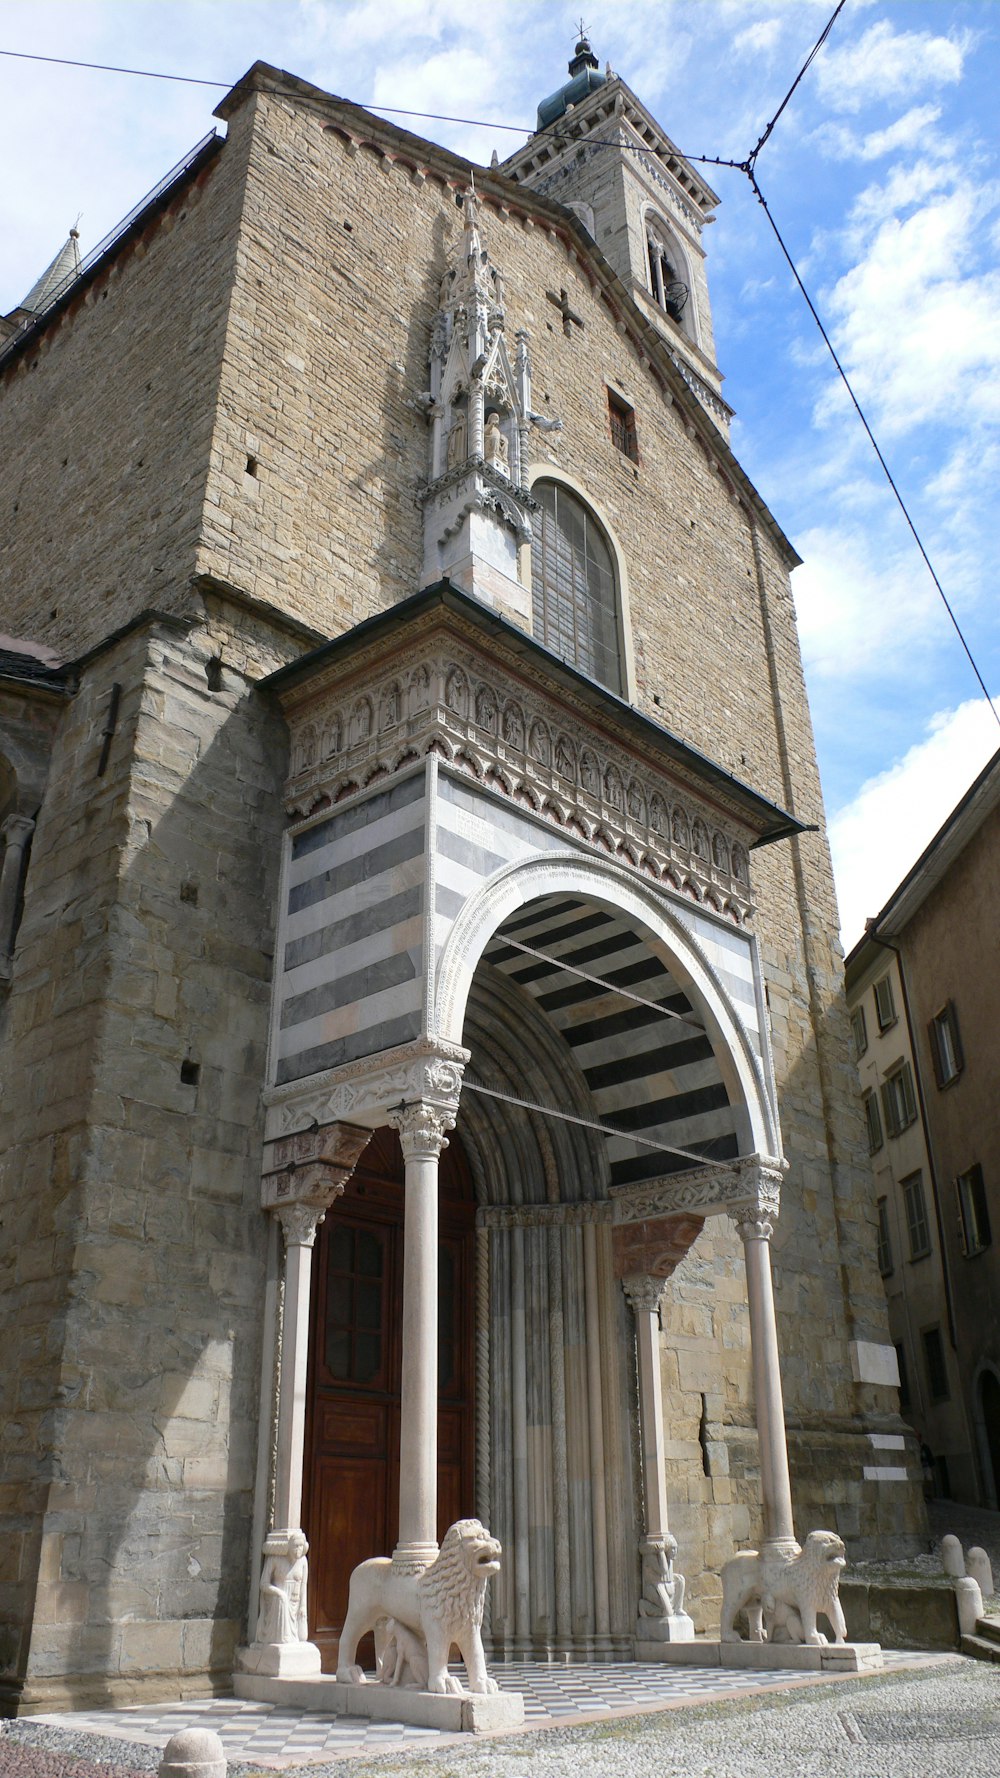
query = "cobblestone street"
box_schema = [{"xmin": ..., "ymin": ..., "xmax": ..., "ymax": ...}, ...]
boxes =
[{"xmin": 3, "ymin": 1656, "xmax": 999, "ymax": 1777}]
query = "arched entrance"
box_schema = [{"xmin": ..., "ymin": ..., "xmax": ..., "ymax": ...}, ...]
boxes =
[{"xmin": 302, "ymin": 1126, "xmax": 476, "ymax": 1667}]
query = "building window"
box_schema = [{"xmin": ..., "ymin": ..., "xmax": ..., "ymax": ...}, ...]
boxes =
[
  {"xmin": 607, "ymin": 390, "xmax": 638, "ymax": 462},
  {"xmin": 895, "ymin": 1342, "xmax": 910, "ymax": 1410},
  {"xmin": 922, "ymin": 1325, "xmax": 949, "ymax": 1401},
  {"xmin": 850, "ymin": 1004, "xmax": 868, "ymax": 1061},
  {"xmin": 957, "ymin": 1163, "xmax": 991, "ymax": 1256},
  {"xmin": 863, "ymin": 1089, "xmax": 883, "ymax": 1155},
  {"xmin": 876, "ymin": 1197, "xmax": 893, "ymax": 1277},
  {"xmin": 881, "ymin": 1060, "xmax": 917, "ymax": 1137},
  {"xmin": 645, "ymin": 218, "xmax": 689, "ymax": 325},
  {"xmin": 531, "ymin": 480, "xmax": 623, "ymax": 695},
  {"xmin": 901, "ymin": 1170, "xmax": 931, "ymax": 1260},
  {"xmin": 929, "ymin": 1001, "xmax": 963, "ymax": 1088},
  {"xmin": 873, "ymin": 973, "xmax": 896, "ymax": 1031}
]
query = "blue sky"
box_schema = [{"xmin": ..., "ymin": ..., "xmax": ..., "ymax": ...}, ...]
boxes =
[{"xmin": 2, "ymin": 0, "xmax": 998, "ymax": 947}]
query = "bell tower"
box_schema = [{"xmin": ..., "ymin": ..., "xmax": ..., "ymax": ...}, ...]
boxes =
[{"xmin": 502, "ymin": 37, "xmax": 730, "ymax": 434}]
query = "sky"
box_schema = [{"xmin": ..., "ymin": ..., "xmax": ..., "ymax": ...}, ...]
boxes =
[{"xmin": 2, "ymin": 0, "xmax": 998, "ymax": 950}]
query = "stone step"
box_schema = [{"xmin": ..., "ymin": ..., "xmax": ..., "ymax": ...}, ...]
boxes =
[
  {"xmin": 974, "ymin": 1615, "xmax": 1000, "ymax": 1647},
  {"xmin": 960, "ymin": 1630, "xmax": 1000, "ymax": 1664}
]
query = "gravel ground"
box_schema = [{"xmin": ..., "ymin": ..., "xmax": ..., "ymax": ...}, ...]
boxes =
[{"xmin": 3, "ymin": 1661, "xmax": 1000, "ymax": 1778}]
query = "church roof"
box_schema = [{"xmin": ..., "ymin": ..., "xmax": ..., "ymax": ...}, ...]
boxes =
[{"xmin": 20, "ymin": 228, "xmax": 81, "ymax": 315}]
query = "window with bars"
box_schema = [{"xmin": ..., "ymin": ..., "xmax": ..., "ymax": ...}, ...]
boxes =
[
  {"xmin": 902, "ymin": 1170, "xmax": 931, "ymax": 1260},
  {"xmin": 873, "ymin": 973, "xmax": 897, "ymax": 1031},
  {"xmin": 608, "ymin": 389, "xmax": 638, "ymax": 462},
  {"xmin": 863, "ymin": 1089, "xmax": 883, "ymax": 1155},
  {"xmin": 531, "ymin": 480, "xmax": 624, "ymax": 695},
  {"xmin": 882, "ymin": 1060, "xmax": 917, "ymax": 1137},
  {"xmin": 851, "ymin": 1004, "xmax": 868, "ymax": 1061},
  {"xmin": 876, "ymin": 1197, "xmax": 893, "ymax": 1277},
  {"xmin": 929, "ymin": 1001, "xmax": 963, "ymax": 1088},
  {"xmin": 922, "ymin": 1325, "xmax": 949, "ymax": 1401},
  {"xmin": 957, "ymin": 1162, "xmax": 991, "ymax": 1256}
]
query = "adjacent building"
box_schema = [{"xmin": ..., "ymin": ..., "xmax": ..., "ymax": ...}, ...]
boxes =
[
  {"xmin": 0, "ymin": 40, "xmax": 922, "ymax": 1715},
  {"xmin": 846, "ymin": 747, "xmax": 1000, "ymax": 1508}
]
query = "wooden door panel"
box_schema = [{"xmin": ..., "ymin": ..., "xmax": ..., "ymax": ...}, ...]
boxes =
[{"xmin": 309, "ymin": 1455, "xmax": 388, "ymax": 1634}]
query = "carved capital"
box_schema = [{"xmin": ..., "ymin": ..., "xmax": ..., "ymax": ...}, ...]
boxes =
[
  {"xmin": 1, "ymin": 814, "xmax": 36, "ymax": 852},
  {"xmin": 389, "ymin": 1100, "xmax": 456, "ymax": 1161},
  {"xmin": 261, "ymin": 1120, "xmax": 370, "ymax": 1215},
  {"xmin": 622, "ymin": 1272, "xmax": 668, "ymax": 1317},
  {"xmin": 727, "ymin": 1158, "xmax": 784, "ymax": 1240},
  {"xmin": 275, "ymin": 1202, "xmax": 326, "ymax": 1248}
]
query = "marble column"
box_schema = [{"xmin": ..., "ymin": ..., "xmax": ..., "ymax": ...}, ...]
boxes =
[
  {"xmin": 731, "ymin": 1176, "xmax": 795, "ymax": 1551},
  {"xmin": 0, "ymin": 813, "xmax": 35, "ymax": 968},
  {"xmin": 623, "ymin": 1273, "xmax": 694, "ymax": 1642},
  {"xmin": 389, "ymin": 1100, "xmax": 456, "ymax": 1573},
  {"xmin": 238, "ymin": 1122, "xmax": 370, "ymax": 1675}
]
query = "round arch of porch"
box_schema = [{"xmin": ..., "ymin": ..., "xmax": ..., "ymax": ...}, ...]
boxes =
[{"xmin": 434, "ymin": 850, "xmax": 778, "ymax": 1165}]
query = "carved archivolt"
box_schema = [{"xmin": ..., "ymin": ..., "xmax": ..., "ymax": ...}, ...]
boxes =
[{"xmin": 284, "ymin": 647, "xmax": 754, "ymax": 925}]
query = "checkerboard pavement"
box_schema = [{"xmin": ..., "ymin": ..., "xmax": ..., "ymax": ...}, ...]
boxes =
[{"xmin": 27, "ymin": 1651, "xmax": 949, "ymax": 1768}]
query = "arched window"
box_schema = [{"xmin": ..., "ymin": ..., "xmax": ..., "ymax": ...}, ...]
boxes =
[
  {"xmin": 531, "ymin": 480, "xmax": 623, "ymax": 695},
  {"xmin": 646, "ymin": 217, "xmax": 689, "ymax": 329}
]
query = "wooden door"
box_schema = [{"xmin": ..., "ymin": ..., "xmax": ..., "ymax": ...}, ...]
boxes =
[{"xmin": 303, "ymin": 1126, "xmax": 475, "ymax": 1669}]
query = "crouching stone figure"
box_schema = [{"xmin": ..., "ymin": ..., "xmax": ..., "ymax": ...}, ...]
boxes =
[{"xmin": 720, "ymin": 1529, "xmax": 848, "ymax": 1646}]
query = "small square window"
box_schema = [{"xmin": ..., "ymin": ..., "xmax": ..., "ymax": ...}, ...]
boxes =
[
  {"xmin": 929, "ymin": 1001, "xmax": 963, "ymax": 1088},
  {"xmin": 922, "ymin": 1325, "xmax": 949, "ymax": 1401},
  {"xmin": 876, "ymin": 1197, "xmax": 893, "ymax": 1277},
  {"xmin": 957, "ymin": 1163, "xmax": 991, "ymax": 1256},
  {"xmin": 608, "ymin": 390, "xmax": 639, "ymax": 463},
  {"xmin": 874, "ymin": 973, "xmax": 897, "ymax": 1031},
  {"xmin": 863, "ymin": 1089, "xmax": 883, "ymax": 1155},
  {"xmin": 881, "ymin": 1061, "xmax": 917, "ymax": 1137},
  {"xmin": 902, "ymin": 1170, "xmax": 931, "ymax": 1260},
  {"xmin": 850, "ymin": 1004, "xmax": 868, "ymax": 1061}
]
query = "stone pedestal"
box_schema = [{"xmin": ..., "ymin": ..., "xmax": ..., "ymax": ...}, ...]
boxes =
[
  {"xmin": 635, "ymin": 1609, "xmax": 696, "ymax": 1644},
  {"xmin": 235, "ymin": 1640, "xmax": 321, "ymax": 1677},
  {"xmin": 233, "ymin": 1671, "xmax": 525, "ymax": 1732}
]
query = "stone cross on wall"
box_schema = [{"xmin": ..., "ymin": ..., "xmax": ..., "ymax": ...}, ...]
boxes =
[{"xmin": 547, "ymin": 287, "xmax": 584, "ymax": 338}]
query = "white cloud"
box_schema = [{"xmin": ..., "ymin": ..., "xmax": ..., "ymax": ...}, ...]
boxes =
[
  {"xmin": 733, "ymin": 17, "xmax": 782, "ymax": 57},
  {"xmin": 857, "ymin": 102, "xmax": 942, "ymax": 160},
  {"xmin": 791, "ymin": 525, "xmax": 943, "ymax": 685},
  {"xmin": 814, "ymin": 18, "xmax": 968, "ymax": 114},
  {"xmin": 831, "ymin": 697, "xmax": 1000, "ymax": 950}
]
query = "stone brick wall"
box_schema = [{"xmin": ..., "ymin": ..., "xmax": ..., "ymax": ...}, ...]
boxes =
[{"xmin": 0, "ymin": 611, "xmax": 291, "ymax": 1709}]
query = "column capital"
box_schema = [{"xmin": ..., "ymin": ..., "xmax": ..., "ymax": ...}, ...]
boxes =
[
  {"xmin": 622, "ymin": 1272, "xmax": 668, "ymax": 1316},
  {"xmin": 728, "ymin": 1158, "xmax": 783, "ymax": 1240},
  {"xmin": 274, "ymin": 1201, "xmax": 326, "ymax": 1249},
  {"xmin": 389, "ymin": 1099, "xmax": 456, "ymax": 1161},
  {"xmin": 261, "ymin": 1121, "xmax": 370, "ymax": 1219},
  {"xmin": 1, "ymin": 813, "xmax": 36, "ymax": 849}
]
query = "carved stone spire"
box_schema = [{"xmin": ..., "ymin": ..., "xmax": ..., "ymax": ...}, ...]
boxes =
[{"xmin": 419, "ymin": 187, "xmax": 534, "ymax": 630}]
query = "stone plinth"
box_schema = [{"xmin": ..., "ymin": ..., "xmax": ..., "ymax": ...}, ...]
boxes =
[
  {"xmin": 633, "ymin": 1638, "xmax": 883, "ymax": 1673},
  {"xmin": 235, "ymin": 1640, "xmax": 321, "ymax": 1677},
  {"xmin": 233, "ymin": 1671, "xmax": 524, "ymax": 1732},
  {"xmin": 635, "ymin": 1611, "xmax": 696, "ymax": 1643}
]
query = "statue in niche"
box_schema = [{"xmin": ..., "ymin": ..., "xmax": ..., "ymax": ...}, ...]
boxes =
[
  {"xmin": 555, "ymin": 734, "xmax": 576, "ymax": 780},
  {"xmin": 447, "ymin": 409, "xmax": 468, "ymax": 470},
  {"xmin": 580, "ymin": 751, "xmax": 600, "ymax": 796},
  {"xmin": 649, "ymin": 794, "xmax": 666, "ymax": 836},
  {"xmin": 672, "ymin": 807, "xmax": 690, "ymax": 848},
  {"xmin": 475, "ymin": 686, "xmax": 498, "ymax": 733},
  {"xmin": 712, "ymin": 832, "xmax": 730, "ymax": 872},
  {"xmin": 382, "ymin": 683, "xmax": 402, "ymax": 729},
  {"xmin": 502, "ymin": 702, "xmax": 525, "ymax": 750},
  {"xmin": 445, "ymin": 667, "xmax": 469, "ymax": 718},
  {"xmin": 350, "ymin": 698, "xmax": 373, "ymax": 746},
  {"xmin": 255, "ymin": 1529, "xmax": 310, "ymax": 1646},
  {"xmin": 692, "ymin": 819, "xmax": 709, "ymax": 860},
  {"xmin": 528, "ymin": 720, "xmax": 552, "ymax": 766},
  {"xmin": 604, "ymin": 766, "xmax": 624, "ymax": 811},
  {"xmin": 484, "ymin": 411, "xmax": 509, "ymax": 473},
  {"xmin": 628, "ymin": 780, "xmax": 647, "ymax": 823},
  {"xmin": 638, "ymin": 1533, "xmax": 686, "ymax": 1622}
]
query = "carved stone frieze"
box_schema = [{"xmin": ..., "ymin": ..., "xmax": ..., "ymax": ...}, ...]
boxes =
[
  {"xmin": 610, "ymin": 1155, "xmax": 784, "ymax": 1224},
  {"xmin": 262, "ymin": 1039, "xmax": 469, "ymax": 1143},
  {"xmin": 282, "ymin": 642, "xmax": 754, "ymax": 926},
  {"xmin": 260, "ymin": 1121, "xmax": 371, "ymax": 1212},
  {"xmin": 477, "ymin": 1199, "xmax": 612, "ymax": 1229}
]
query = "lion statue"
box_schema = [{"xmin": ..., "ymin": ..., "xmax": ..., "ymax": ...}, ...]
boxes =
[
  {"xmin": 720, "ymin": 1529, "xmax": 848, "ymax": 1647},
  {"xmin": 336, "ymin": 1519, "xmax": 502, "ymax": 1696}
]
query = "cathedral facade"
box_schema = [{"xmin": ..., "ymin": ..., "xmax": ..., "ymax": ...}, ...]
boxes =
[{"xmin": 0, "ymin": 43, "xmax": 922, "ymax": 1713}]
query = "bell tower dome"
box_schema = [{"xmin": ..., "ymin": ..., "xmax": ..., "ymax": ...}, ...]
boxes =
[{"xmin": 502, "ymin": 41, "xmax": 729, "ymax": 433}]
